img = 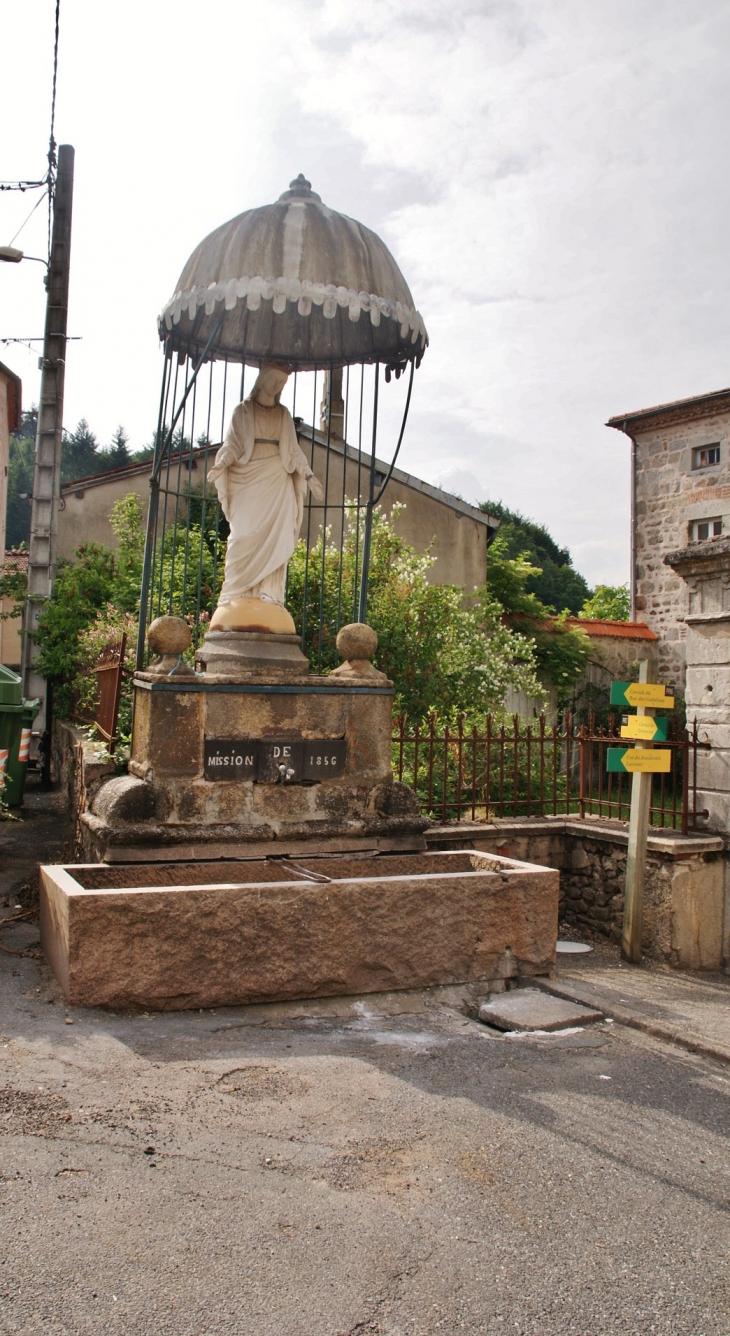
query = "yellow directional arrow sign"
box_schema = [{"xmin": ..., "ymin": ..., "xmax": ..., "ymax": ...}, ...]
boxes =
[
  {"xmin": 620, "ymin": 715, "xmax": 669, "ymax": 742},
  {"xmin": 607, "ymin": 747, "xmax": 671, "ymax": 774},
  {"xmin": 610, "ymin": 681, "xmax": 675, "ymax": 709}
]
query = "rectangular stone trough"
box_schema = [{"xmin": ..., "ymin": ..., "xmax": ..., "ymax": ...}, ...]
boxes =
[{"xmin": 39, "ymin": 850, "xmax": 559, "ymax": 1011}]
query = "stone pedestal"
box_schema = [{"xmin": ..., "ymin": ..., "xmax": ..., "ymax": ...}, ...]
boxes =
[
  {"xmin": 81, "ymin": 624, "xmax": 427, "ymax": 862},
  {"xmin": 195, "ymin": 630, "xmax": 309, "ymax": 677}
]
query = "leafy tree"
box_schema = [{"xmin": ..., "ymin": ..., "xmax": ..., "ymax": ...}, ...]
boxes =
[
  {"xmin": 480, "ymin": 499, "xmax": 590, "ymax": 614},
  {"xmin": 579, "ymin": 583, "xmax": 630, "ymax": 621},
  {"xmin": 486, "ymin": 534, "xmax": 591, "ymax": 701},
  {"xmin": 34, "ymin": 493, "xmax": 145, "ymax": 717},
  {"xmin": 287, "ymin": 506, "xmax": 542, "ymax": 721},
  {"xmin": 5, "ymin": 430, "xmax": 35, "ymax": 548}
]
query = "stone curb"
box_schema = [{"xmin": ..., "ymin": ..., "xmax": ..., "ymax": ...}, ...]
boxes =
[{"xmin": 535, "ymin": 976, "xmax": 730, "ymax": 1067}]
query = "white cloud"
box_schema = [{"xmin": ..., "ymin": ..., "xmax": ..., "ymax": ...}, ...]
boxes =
[{"xmin": 2, "ymin": 0, "xmax": 728, "ymax": 585}]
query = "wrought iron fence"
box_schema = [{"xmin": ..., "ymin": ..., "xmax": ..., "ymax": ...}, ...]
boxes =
[{"xmin": 392, "ymin": 714, "xmax": 705, "ymax": 834}]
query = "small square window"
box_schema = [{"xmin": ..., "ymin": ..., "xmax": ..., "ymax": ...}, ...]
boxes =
[
  {"xmin": 692, "ymin": 444, "xmax": 721, "ymax": 469},
  {"xmin": 690, "ymin": 517, "xmax": 723, "ymax": 542}
]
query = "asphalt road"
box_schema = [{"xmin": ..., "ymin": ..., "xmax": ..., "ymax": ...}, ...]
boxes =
[{"xmin": 1, "ymin": 932, "xmax": 729, "ymax": 1336}]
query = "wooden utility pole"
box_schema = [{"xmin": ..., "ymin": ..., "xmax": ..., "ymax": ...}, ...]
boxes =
[
  {"xmin": 21, "ymin": 143, "xmax": 75, "ymax": 731},
  {"xmin": 621, "ymin": 657, "xmax": 657, "ymax": 963}
]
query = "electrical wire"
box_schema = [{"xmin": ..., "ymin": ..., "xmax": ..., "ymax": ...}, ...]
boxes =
[
  {"xmin": 47, "ymin": 0, "xmax": 61, "ymax": 260},
  {"xmin": 0, "ymin": 0, "xmax": 61, "ymax": 277},
  {"xmin": 0, "ymin": 179, "xmax": 47, "ymax": 193},
  {"xmin": 8, "ymin": 188, "xmax": 48, "ymax": 247}
]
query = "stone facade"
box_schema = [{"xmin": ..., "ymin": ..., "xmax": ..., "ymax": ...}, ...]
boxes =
[
  {"xmin": 665, "ymin": 536, "xmax": 730, "ymax": 834},
  {"xmin": 608, "ymin": 388, "xmax": 730, "ymax": 690},
  {"xmin": 58, "ymin": 427, "xmax": 499, "ymax": 595}
]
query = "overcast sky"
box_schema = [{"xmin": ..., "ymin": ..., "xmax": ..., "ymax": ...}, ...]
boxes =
[{"xmin": 2, "ymin": 0, "xmax": 729, "ymax": 586}]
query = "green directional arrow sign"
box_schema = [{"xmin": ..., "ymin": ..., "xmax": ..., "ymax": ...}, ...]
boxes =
[
  {"xmin": 607, "ymin": 747, "xmax": 671, "ymax": 774},
  {"xmin": 610, "ymin": 681, "xmax": 675, "ymax": 709},
  {"xmin": 620, "ymin": 714, "xmax": 669, "ymax": 742}
]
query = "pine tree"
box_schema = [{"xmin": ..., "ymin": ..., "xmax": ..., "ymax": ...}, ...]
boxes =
[
  {"xmin": 62, "ymin": 419, "xmax": 102, "ymax": 483},
  {"xmin": 107, "ymin": 426, "xmax": 131, "ymax": 469}
]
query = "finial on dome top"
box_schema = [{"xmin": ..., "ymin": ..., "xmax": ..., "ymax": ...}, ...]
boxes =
[{"xmin": 278, "ymin": 173, "xmax": 321, "ymax": 203}]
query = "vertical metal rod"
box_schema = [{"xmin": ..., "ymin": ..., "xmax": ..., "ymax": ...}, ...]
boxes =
[
  {"xmin": 486, "ymin": 715, "xmax": 492, "ymax": 821},
  {"xmin": 316, "ymin": 364, "xmax": 334, "ymax": 670},
  {"xmin": 336, "ymin": 364, "xmax": 350, "ymax": 630},
  {"xmin": 622, "ymin": 658, "xmax": 657, "ymax": 964},
  {"xmin": 353, "ymin": 365, "xmax": 365, "ymax": 621},
  {"xmin": 136, "ymin": 353, "xmax": 171, "ymax": 668},
  {"xmin": 681, "ymin": 725, "xmax": 690, "ymax": 836},
  {"xmin": 578, "ymin": 726, "xmax": 587, "ymax": 819},
  {"xmin": 358, "ymin": 363, "xmax": 380, "ymax": 623},
  {"xmin": 300, "ymin": 370, "xmax": 319, "ymax": 655}
]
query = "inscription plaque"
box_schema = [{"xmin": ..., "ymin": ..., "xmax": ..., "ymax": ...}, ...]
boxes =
[
  {"xmin": 204, "ymin": 739, "xmax": 258, "ymax": 781},
  {"xmin": 303, "ymin": 739, "xmax": 347, "ymax": 777},
  {"xmin": 257, "ymin": 740, "xmax": 305, "ymax": 784},
  {"xmin": 204, "ymin": 738, "xmax": 347, "ymax": 783}
]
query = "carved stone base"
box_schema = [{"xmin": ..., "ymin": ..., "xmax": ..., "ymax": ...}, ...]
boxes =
[
  {"xmin": 195, "ymin": 630, "xmax": 309, "ymax": 677},
  {"xmin": 80, "ymin": 671, "xmax": 427, "ymax": 862}
]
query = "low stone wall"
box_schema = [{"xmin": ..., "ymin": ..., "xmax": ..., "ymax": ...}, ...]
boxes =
[
  {"xmin": 52, "ymin": 721, "xmax": 115, "ymax": 858},
  {"xmin": 427, "ymin": 818, "xmax": 729, "ymax": 973},
  {"xmin": 51, "ymin": 719, "xmax": 729, "ymax": 974}
]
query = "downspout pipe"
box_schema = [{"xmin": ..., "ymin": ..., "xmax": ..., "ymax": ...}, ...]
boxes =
[{"xmin": 624, "ymin": 418, "xmax": 638, "ymax": 622}]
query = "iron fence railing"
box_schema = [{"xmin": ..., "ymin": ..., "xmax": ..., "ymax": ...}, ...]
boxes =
[{"xmin": 392, "ymin": 714, "xmax": 706, "ymax": 834}]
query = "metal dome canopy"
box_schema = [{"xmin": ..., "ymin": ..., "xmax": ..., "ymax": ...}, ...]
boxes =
[{"xmin": 158, "ymin": 175, "xmax": 428, "ymax": 372}]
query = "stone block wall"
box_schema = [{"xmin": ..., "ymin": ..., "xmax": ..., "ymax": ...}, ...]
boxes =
[
  {"xmin": 610, "ymin": 393, "xmax": 730, "ymax": 690},
  {"xmin": 427, "ymin": 818, "xmax": 729, "ymax": 972}
]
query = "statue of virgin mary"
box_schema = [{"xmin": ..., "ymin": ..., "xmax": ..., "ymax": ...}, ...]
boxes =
[{"xmin": 207, "ymin": 364, "xmax": 323, "ymax": 633}]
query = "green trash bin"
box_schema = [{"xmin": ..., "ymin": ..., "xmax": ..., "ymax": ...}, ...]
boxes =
[{"xmin": 0, "ymin": 665, "xmax": 40, "ymax": 808}]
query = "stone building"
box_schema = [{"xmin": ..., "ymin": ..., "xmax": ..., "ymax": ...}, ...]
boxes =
[
  {"xmin": 58, "ymin": 426, "xmax": 499, "ymax": 594},
  {"xmin": 608, "ymin": 386, "xmax": 730, "ymax": 690},
  {"xmin": 0, "ymin": 361, "xmax": 22, "ymax": 558}
]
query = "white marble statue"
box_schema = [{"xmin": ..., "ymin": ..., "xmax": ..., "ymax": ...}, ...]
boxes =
[{"xmin": 207, "ymin": 365, "xmax": 323, "ymax": 620}]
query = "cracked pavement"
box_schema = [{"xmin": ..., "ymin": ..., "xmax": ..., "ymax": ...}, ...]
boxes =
[{"xmin": 1, "ymin": 785, "xmax": 729, "ymax": 1334}]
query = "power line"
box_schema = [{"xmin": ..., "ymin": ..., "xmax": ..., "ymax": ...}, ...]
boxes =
[
  {"xmin": 0, "ymin": 0, "xmax": 61, "ymax": 246},
  {"xmin": 8, "ymin": 188, "xmax": 49, "ymax": 247},
  {"xmin": 0, "ymin": 179, "xmax": 47, "ymax": 193},
  {"xmin": 47, "ymin": 0, "xmax": 61, "ymax": 259}
]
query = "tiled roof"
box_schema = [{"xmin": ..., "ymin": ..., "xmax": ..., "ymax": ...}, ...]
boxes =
[
  {"xmin": 606, "ymin": 387, "xmax": 730, "ymax": 429},
  {"xmin": 566, "ymin": 618, "xmax": 657, "ymax": 640},
  {"xmin": 3, "ymin": 550, "xmax": 29, "ymax": 573}
]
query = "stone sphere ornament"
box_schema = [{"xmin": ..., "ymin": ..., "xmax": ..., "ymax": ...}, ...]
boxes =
[
  {"xmin": 336, "ymin": 622, "xmax": 378, "ymax": 662},
  {"xmin": 146, "ymin": 616, "xmax": 195, "ymax": 678},
  {"xmin": 147, "ymin": 616, "xmax": 191, "ymax": 656},
  {"xmin": 331, "ymin": 622, "xmax": 388, "ymax": 682}
]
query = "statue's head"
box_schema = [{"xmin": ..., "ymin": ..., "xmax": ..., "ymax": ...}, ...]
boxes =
[{"xmin": 250, "ymin": 363, "xmax": 289, "ymax": 404}]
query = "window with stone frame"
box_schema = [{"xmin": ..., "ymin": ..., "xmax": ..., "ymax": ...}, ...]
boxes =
[
  {"xmin": 690, "ymin": 517, "xmax": 723, "ymax": 542},
  {"xmin": 692, "ymin": 443, "xmax": 721, "ymax": 469}
]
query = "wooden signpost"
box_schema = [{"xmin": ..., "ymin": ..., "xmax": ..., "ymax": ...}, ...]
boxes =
[{"xmin": 608, "ymin": 660, "xmax": 673, "ymax": 964}]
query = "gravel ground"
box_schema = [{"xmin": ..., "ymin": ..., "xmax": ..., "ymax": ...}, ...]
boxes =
[{"xmin": 1, "ymin": 784, "xmax": 729, "ymax": 1335}]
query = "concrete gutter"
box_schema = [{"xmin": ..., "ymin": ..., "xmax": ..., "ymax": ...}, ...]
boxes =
[{"xmin": 536, "ymin": 973, "xmax": 730, "ymax": 1067}]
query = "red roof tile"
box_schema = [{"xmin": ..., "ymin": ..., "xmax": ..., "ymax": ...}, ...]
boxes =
[{"xmin": 566, "ymin": 618, "xmax": 657, "ymax": 640}]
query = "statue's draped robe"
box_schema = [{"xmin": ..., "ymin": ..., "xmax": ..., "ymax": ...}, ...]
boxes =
[{"xmin": 212, "ymin": 400, "xmax": 310, "ymax": 607}]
